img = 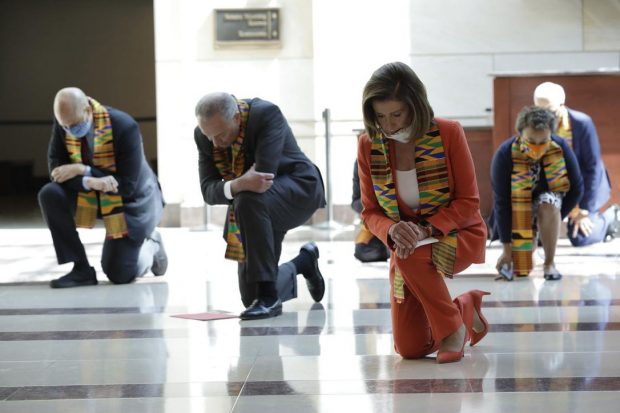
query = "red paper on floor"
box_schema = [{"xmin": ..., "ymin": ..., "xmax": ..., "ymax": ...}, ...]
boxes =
[{"xmin": 171, "ymin": 311, "xmax": 238, "ymax": 321}]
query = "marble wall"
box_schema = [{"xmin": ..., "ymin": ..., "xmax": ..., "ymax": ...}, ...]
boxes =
[
  {"xmin": 0, "ymin": 0, "xmax": 157, "ymax": 178},
  {"xmin": 154, "ymin": 0, "xmax": 620, "ymax": 225}
]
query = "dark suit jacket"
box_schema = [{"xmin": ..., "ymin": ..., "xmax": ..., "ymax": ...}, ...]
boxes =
[
  {"xmin": 567, "ymin": 108, "xmax": 611, "ymax": 212},
  {"xmin": 490, "ymin": 135, "xmax": 584, "ymax": 243},
  {"xmin": 194, "ymin": 98, "xmax": 325, "ymax": 210},
  {"xmin": 48, "ymin": 106, "xmax": 164, "ymax": 241}
]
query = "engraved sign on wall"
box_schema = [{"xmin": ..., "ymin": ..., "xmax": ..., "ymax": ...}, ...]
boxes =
[{"xmin": 214, "ymin": 8, "xmax": 280, "ymax": 48}]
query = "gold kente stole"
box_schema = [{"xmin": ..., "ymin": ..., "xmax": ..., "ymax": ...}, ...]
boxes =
[
  {"xmin": 212, "ymin": 99, "xmax": 250, "ymax": 261},
  {"xmin": 510, "ymin": 137, "xmax": 570, "ymax": 275},
  {"xmin": 556, "ymin": 109, "xmax": 572, "ymax": 148},
  {"xmin": 355, "ymin": 221, "xmax": 375, "ymax": 244},
  {"xmin": 370, "ymin": 127, "xmax": 457, "ymax": 302},
  {"xmin": 65, "ymin": 98, "xmax": 128, "ymax": 240}
]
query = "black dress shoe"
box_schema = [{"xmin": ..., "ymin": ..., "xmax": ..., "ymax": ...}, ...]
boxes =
[
  {"xmin": 354, "ymin": 237, "xmax": 390, "ymax": 263},
  {"xmin": 300, "ymin": 242, "xmax": 325, "ymax": 302},
  {"xmin": 149, "ymin": 230, "xmax": 168, "ymax": 276},
  {"xmin": 240, "ymin": 298, "xmax": 282, "ymax": 320},
  {"xmin": 50, "ymin": 267, "xmax": 97, "ymax": 288}
]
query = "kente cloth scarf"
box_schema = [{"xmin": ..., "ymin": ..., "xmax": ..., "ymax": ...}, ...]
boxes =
[
  {"xmin": 212, "ymin": 99, "xmax": 250, "ymax": 261},
  {"xmin": 65, "ymin": 98, "xmax": 128, "ymax": 240},
  {"xmin": 556, "ymin": 110, "xmax": 572, "ymax": 148},
  {"xmin": 510, "ymin": 136, "xmax": 570, "ymax": 276},
  {"xmin": 370, "ymin": 126, "xmax": 457, "ymax": 302},
  {"xmin": 355, "ymin": 221, "xmax": 375, "ymax": 244}
]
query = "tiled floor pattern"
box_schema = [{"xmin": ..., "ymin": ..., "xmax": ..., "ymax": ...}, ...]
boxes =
[{"xmin": 1, "ymin": 226, "xmax": 619, "ymax": 412}]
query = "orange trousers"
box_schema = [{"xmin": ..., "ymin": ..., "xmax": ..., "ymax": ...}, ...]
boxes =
[{"xmin": 390, "ymin": 245, "xmax": 471, "ymax": 359}]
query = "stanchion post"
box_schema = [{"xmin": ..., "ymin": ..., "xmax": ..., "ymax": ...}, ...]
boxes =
[
  {"xmin": 315, "ymin": 108, "xmax": 343, "ymax": 231},
  {"xmin": 322, "ymin": 108, "xmax": 334, "ymax": 224}
]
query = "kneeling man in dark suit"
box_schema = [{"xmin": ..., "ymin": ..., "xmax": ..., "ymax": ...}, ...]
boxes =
[
  {"xmin": 39, "ymin": 87, "xmax": 167, "ymax": 288},
  {"xmin": 194, "ymin": 92, "xmax": 326, "ymax": 320}
]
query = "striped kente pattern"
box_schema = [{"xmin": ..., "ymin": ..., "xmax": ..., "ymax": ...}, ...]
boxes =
[
  {"xmin": 212, "ymin": 99, "xmax": 250, "ymax": 262},
  {"xmin": 65, "ymin": 98, "xmax": 128, "ymax": 240},
  {"xmin": 415, "ymin": 130, "xmax": 458, "ymax": 278},
  {"xmin": 556, "ymin": 110, "xmax": 573, "ymax": 148},
  {"xmin": 354, "ymin": 222, "xmax": 375, "ymax": 244},
  {"xmin": 511, "ymin": 137, "xmax": 570, "ymax": 275},
  {"xmin": 370, "ymin": 127, "xmax": 457, "ymax": 302}
]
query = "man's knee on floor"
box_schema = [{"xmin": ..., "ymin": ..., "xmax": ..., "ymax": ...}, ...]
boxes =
[
  {"xmin": 102, "ymin": 260, "xmax": 138, "ymax": 284},
  {"xmin": 567, "ymin": 230, "xmax": 593, "ymax": 247}
]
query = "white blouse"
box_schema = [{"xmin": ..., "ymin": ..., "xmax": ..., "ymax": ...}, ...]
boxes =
[{"xmin": 395, "ymin": 168, "xmax": 419, "ymax": 210}]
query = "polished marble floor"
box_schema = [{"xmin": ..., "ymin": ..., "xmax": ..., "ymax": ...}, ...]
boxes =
[{"xmin": 1, "ymin": 221, "xmax": 620, "ymax": 412}]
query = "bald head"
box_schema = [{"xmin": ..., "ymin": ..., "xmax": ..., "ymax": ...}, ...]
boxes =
[
  {"xmin": 533, "ymin": 82, "xmax": 566, "ymax": 115},
  {"xmin": 53, "ymin": 87, "xmax": 92, "ymax": 132}
]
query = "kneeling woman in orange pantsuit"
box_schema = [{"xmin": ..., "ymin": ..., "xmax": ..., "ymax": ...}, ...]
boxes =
[{"xmin": 357, "ymin": 62, "xmax": 489, "ymax": 363}]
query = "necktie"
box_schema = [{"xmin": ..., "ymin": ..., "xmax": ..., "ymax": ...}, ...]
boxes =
[{"xmin": 81, "ymin": 139, "xmax": 90, "ymax": 165}]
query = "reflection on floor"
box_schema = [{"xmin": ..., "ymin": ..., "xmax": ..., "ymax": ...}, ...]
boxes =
[{"xmin": 1, "ymin": 226, "xmax": 619, "ymax": 412}]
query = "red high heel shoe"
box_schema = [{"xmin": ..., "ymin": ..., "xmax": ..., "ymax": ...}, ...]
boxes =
[
  {"xmin": 469, "ymin": 290, "xmax": 490, "ymax": 347},
  {"xmin": 437, "ymin": 324, "xmax": 468, "ymax": 364}
]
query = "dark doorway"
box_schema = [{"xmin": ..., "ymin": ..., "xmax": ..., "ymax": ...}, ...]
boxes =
[{"xmin": 0, "ymin": 0, "xmax": 157, "ymax": 227}]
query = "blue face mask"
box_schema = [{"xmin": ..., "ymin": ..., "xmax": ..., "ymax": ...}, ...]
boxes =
[{"xmin": 63, "ymin": 117, "xmax": 92, "ymax": 138}]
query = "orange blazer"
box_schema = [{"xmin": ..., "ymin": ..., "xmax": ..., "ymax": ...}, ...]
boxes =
[{"xmin": 357, "ymin": 118, "xmax": 486, "ymax": 266}]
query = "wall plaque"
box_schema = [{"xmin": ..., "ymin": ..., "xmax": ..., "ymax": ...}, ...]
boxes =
[{"xmin": 214, "ymin": 8, "xmax": 280, "ymax": 48}]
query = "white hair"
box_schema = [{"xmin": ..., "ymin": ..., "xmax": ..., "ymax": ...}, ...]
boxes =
[
  {"xmin": 533, "ymin": 82, "xmax": 565, "ymax": 106},
  {"xmin": 195, "ymin": 92, "xmax": 237, "ymax": 120}
]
